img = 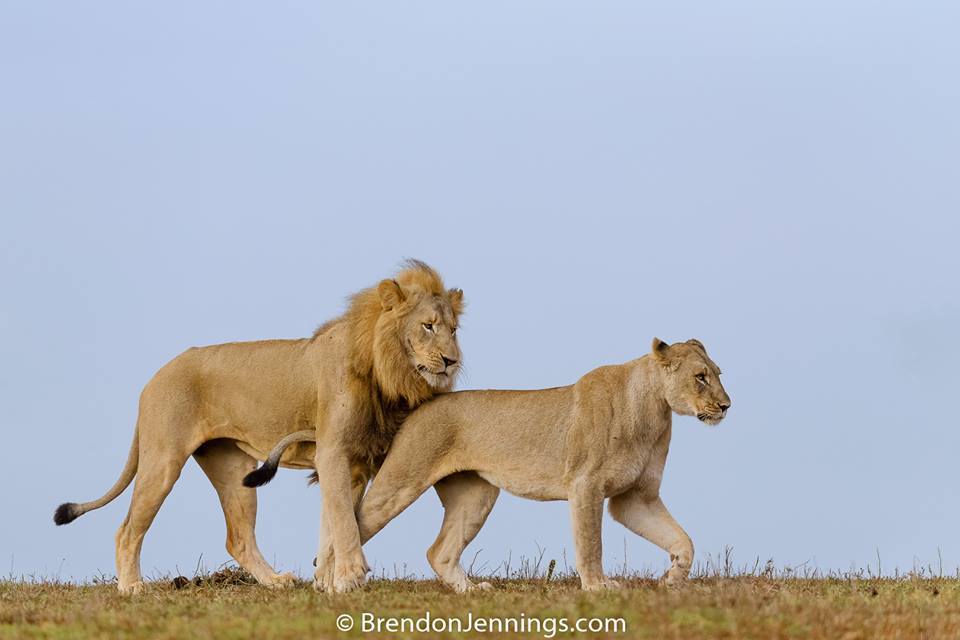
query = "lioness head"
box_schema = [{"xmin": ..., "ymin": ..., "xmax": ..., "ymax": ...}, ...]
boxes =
[
  {"xmin": 376, "ymin": 263, "xmax": 464, "ymax": 393},
  {"xmin": 652, "ymin": 337, "xmax": 730, "ymax": 425}
]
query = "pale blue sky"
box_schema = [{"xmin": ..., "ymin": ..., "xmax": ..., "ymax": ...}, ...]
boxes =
[{"xmin": 2, "ymin": 2, "xmax": 958, "ymax": 582}]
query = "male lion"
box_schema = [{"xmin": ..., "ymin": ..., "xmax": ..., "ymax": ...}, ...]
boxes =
[
  {"xmin": 260, "ymin": 338, "xmax": 730, "ymax": 591},
  {"xmin": 53, "ymin": 260, "xmax": 465, "ymax": 593}
]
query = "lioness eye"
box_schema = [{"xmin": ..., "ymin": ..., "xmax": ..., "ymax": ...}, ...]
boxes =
[
  {"xmin": 695, "ymin": 373, "xmax": 707, "ymax": 384},
  {"xmin": 423, "ymin": 323, "xmax": 434, "ymax": 333}
]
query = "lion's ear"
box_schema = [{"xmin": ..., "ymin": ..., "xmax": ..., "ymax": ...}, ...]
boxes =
[
  {"xmin": 652, "ymin": 337, "xmax": 673, "ymax": 366},
  {"xmin": 377, "ymin": 279, "xmax": 405, "ymax": 311},
  {"xmin": 448, "ymin": 288, "xmax": 465, "ymax": 316},
  {"xmin": 685, "ymin": 338, "xmax": 706, "ymax": 352}
]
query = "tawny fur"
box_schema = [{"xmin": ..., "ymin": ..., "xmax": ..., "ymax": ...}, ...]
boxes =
[
  {"xmin": 53, "ymin": 260, "xmax": 465, "ymax": 594},
  {"xmin": 263, "ymin": 338, "xmax": 730, "ymax": 592}
]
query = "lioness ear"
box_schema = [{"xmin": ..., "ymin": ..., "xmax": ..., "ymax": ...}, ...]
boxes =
[
  {"xmin": 685, "ymin": 338, "xmax": 706, "ymax": 352},
  {"xmin": 377, "ymin": 279, "xmax": 405, "ymax": 311},
  {"xmin": 448, "ymin": 288, "xmax": 465, "ymax": 316},
  {"xmin": 652, "ymin": 337, "xmax": 672, "ymax": 366}
]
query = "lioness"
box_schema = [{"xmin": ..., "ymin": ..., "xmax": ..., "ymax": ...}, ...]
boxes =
[
  {"xmin": 259, "ymin": 338, "xmax": 729, "ymax": 591},
  {"xmin": 54, "ymin": 260, "xmax": 465, "ymax": 593}
]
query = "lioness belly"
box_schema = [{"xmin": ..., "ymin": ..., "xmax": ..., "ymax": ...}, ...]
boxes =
[
  {"xmin": 476, "ymin": 471, "xmax": 566, "ymax": 501},
  {"xmin": 279, "ymin": 441, "xmax": 317, "ymax": 469}
]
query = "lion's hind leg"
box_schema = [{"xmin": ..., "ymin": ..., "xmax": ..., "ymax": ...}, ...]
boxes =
[
  {"xmin": 115, "ymin": 445, "xmax": 192, "ymax": 593},
  {"xmin": 193, "ymin": 439, "xmax": 296, "ymax": 588},
  {"xmin": 429, "ymin": 472, "xmax": 499, "ymax": 593}
]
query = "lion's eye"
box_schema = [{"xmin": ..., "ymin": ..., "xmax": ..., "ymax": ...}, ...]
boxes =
[
  {"xmin": 423, "ymin": 323, "xmax": 434, "ymax": 333},
  {"xmin": 695, "ymin": 373, "xmax": 707, "ymax": 384}
]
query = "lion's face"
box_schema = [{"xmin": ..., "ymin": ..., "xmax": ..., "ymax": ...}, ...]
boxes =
[
  {"xmin": 378, "ymin": 279, "xmax": 464, "ymax": 393},
  {"xmin": 653, "ymin": 338, "xmax": 730, "ymax": 426}
]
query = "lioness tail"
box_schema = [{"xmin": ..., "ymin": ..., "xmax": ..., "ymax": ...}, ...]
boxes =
[
  {"xmin": 54, "ymin": 425, "xmax": 139, "ymax": 525},
  {"xmin": 242, "ymin": 429, "xmax": 316, "ymax": 488}
]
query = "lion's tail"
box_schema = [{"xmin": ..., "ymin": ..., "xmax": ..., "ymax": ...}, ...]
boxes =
[
  {"xmin": 53, "ymin": 424, "xmax": 140, "ymax": 526},
  {"xmin": 242, "ymin": 429, "xmax": 316, "ymax": 488}
]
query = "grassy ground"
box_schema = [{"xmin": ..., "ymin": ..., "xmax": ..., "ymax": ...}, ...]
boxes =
[{"xmin": 2, "ymin": 569, "xmax": 959, "ymax": 640}]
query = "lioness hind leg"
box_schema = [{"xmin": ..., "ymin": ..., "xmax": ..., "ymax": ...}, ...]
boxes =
[
  {"xmin": 608, "ymin": 489, "xmax": 693, "ymax": 585},
  {"xmin": 193, "ymin": 439, "xmax": 295, "ymax": 588},
  {"xmin": 429, "ymin": 472, "xmax": 499, "ymax": 593}
]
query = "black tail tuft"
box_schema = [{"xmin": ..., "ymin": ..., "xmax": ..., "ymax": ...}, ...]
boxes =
[
  {"xmin": 243, "ymin": 460, "xmax": 279, "ymax": 488},
  {"xmin": 54, "ymin": 502, "xmax": 80, "ymax": 526},
  {"xmin": 307, "ymin": 471, "xmax": 319, "ymax": 485}
]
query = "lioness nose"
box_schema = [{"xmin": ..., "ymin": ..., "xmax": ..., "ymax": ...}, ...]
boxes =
[
  {"xmin": 442, "ymin": 356, "xmax": 458, "ymax": 368},
  {"xmin": 719, "ymin": 402, "xmax": 730, "ymax": 412}
]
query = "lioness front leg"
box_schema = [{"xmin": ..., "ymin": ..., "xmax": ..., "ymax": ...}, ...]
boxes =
[
  {"xmin": 608, "ymin": 489, "xmax": 693, "ymax": 585},
  {"xmin": 313, "ymin": 447, "xmax": 369, "ymax": 593},
  {"xmin": 357, "ymin": 459, "xmax": 443, "ymax": 545},
  {"xmin": 569, "ymin": 482, "xmax": 620, "ymax": 591}
]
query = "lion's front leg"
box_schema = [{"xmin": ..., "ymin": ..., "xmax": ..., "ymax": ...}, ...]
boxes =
[
  {"xmin": 314, "ymin": 470, "xmax": 368, "ymax": 592},
  {"xmin": 608, "ymin": 489, "xmax": 693, "ymax": 585},
  {"xmin": 313, "ymin": 447, "xmax": 369, "ymax": 593}
]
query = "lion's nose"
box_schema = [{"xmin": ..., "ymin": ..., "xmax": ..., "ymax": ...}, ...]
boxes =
[
  {"xmin": 719, "ymin": 402, "xmax": 730, "ymax": 412},
  {"xmin": 442, "ymin": 356, "xmax": 458, "ymax": 368}
]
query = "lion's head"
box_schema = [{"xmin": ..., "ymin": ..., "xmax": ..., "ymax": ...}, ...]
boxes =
[
  {"xmin": 376, "ymin": 263, "xmax": 463, "ymax": 393},
  {"xmin": 652, "ymin": 338, "xmax": 730, "ymax": 425},
  {"xmin": 341, "ymin": 260, "xmax": 465, "ymax": 409}
]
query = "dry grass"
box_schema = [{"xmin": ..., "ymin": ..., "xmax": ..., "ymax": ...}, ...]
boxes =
[{"xmin": 3, "ymin": 556, "xmax": 958, "ymax": 639}]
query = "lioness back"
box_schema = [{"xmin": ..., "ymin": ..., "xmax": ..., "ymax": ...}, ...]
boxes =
[{"xmin": 393, "ymin": 386, "xmax": 574, "ymax": 483}]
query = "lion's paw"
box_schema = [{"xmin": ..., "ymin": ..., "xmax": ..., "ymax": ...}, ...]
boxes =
[
  {"xmin": 331, "ymin": 566, "xmax": 368, "ymax": 593},
  {"xmin": 264, "ymin": 571, "xmax": 297, "ymax": 589}
]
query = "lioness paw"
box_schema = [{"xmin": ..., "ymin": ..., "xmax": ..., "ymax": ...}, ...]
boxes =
[
  {"xmin": 661, "ymin": 572, "xmax": 689, "ymax": 587},
  {"xmin": 118, "ymin": 581, "xmax": 145, "ymax": 595},
  {"xmin": 583, "ymin": 578, "xmax": 621, "ymax": 591},
  {"xmin": 452, "ymin": 578, "xmax": 492, "ymax": 594}
]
